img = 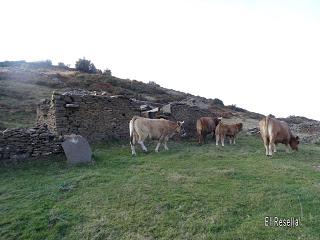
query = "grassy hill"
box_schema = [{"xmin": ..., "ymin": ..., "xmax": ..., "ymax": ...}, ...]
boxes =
[
  {"xmin": 0, "ymin": 64, "xmax": 260, "ymax": 130},
  {"xmin": 0, "ymin": 65, "xmax": 193, "ymax": 129},
  {"xmin": 1, "ymin": 135, "xmax": 320, "ymax": 239}
]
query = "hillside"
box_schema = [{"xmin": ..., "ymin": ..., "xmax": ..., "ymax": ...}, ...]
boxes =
[
  {"xmin": 0, "ymin": 62, "xmax": 319, "ymax": 143},
  {"xmin": 0, "ymin": 64, "xmax": 258, "ymax": 129}
]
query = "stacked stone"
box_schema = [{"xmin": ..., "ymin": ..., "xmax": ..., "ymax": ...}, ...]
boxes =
[
  {"xmin": 37, "ymin": 92, "xmax": 141, "ymax": 142},
  {"xmin": 289, "ymin": 122, "xmax": 320, "ymax": 144},
  {"xmin": 163, "ymin": 102, "xmax": 217, "ymax": 138},
  {"xmin": 37, "ymin": 98, "xmax": 56, "ymax": 132},
  {"xmin": 0, "ymin": 125, "xmax": 62, "ymax": 163}
]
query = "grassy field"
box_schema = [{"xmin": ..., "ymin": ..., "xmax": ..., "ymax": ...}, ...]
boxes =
[{"xmin": 1, "ymin": 135, "xmax": 320, "ymax": 239}]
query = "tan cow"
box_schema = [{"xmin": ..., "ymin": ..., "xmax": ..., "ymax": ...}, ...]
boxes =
[
  {"xmin": 215, "ymin": 122, "xmax": 243, "ymax": 146},
  {"xmin": 196, "ymin": 117, "xmax": 222, "ymax": 144},
  {"xmin": 129, "ymin": 116, "xmax": 185, "ymax": 156},
  {"xmin": 259, "ymin": 116, "xmax": 299, "ymax": 156}
]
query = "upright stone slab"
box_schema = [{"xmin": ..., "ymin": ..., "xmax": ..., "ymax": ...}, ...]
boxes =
[{"xmin": 62, "ymin": 134, "xmax": 92, "ymax": 165}]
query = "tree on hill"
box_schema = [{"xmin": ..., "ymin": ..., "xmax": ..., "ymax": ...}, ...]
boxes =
[
  {"xmin": 75, "ymin": 58, "xmax": 99, "ymax": 73},
  {"xmin": 103, "ymin": 68, "xmax": 112, "ymax": 76},
  {"xmin": 58, "ymin": 62, "xmax": 67, "ymax": 68}
]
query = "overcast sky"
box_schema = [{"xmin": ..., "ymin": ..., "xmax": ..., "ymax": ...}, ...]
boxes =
[{"xmin": 1, "ymin": 0, "xmax": 320, "ymax": 120}]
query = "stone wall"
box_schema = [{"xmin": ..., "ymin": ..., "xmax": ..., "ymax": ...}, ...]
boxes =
[
  {"xmin": 162, "ymin": 103, "xmax": 217, "ymax": 139},
  {"xmin": 37, "ymin": 92, "xmax": 141, "ymax": 142},
  {"xmin": 0, "ymin": 125, "xmax": 62, "ymax": 163},
  {"xmin": 1, "ymin": 91, "xmax": 223, "ymax": 163}
]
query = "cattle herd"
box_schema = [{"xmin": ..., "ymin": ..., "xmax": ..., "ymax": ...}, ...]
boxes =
[{"xmin": 129, "ymin": 115, "xmax": 300, "ymax": 156}]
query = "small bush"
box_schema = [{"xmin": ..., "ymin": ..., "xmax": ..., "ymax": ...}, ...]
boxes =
[
  {"xmin": 57, "ymin": 62, "xmax": 67, "ymax": 68},
  {"xmin": 75, "ymin": 58, "xmax": 99, "ymax": 74},
  {"xmin": 212, "ymin": 98, "xmax": 224, "ymax": 106},
  {"xmin": 228, "ymin": 104, "xmax": 246, "ymax": 112},
  {"xmin": 29, "ymin": 60, "xmax": 52, "ymax": 68},
  {"xmin": 103, "ymin": 68, "xmax": 112, "ymax": 76},
  {"xmin": 148, "ymin": 81, "xmax": 160, "ymax": 87}
]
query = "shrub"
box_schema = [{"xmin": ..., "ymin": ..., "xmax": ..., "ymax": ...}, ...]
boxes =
[
  {"xmin": 228, "ymin": 104, "xmax": 246, "ymax": 112},
  {"xmin": 0, "ymin": 60, "xmax": 26, "ymax": 67},
  {"xmin": 27, "ymin": 60, "xmax": 52, "ymax": 68},
  {"xmin": 75, "ymin": 58, "xmax": 99, "ymax": 74},
  {"xmin": 212, "ymin": 98, "xmax": 224, "ymax": 106},
  {"xmin": 148, "ymin": 81, "xmax": 160, "ymax": 87},
  {"xmin": 58, "ymin": 62, "xmax": 67, "ymax": 68},
  {"xmin": 103, "ymin": 68, "xmax": 112, "ymax": 76}
]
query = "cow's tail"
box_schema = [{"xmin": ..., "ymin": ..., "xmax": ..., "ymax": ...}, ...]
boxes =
[
  {"xmin": 196, "ymin": 119, "xmax": 202, "ymax": 136},
  {"xmin": 129, "ymin": 116, "xmax": 139, "ymax": 145},
  {"xmin": 265, "ymin": 115, "xmax": 270, "ymax": 138}
]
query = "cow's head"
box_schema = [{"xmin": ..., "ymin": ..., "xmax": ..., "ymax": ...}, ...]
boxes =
[
  {"xmin": 237, "ymin": 123, "xmax": 243, "ymax": 131},
  {"xmin": 176, "ymin": 121, "xmax": 186, "ymax": 137},
  {"xmin": 289, "ymin": 135, "xmax": 300, "ymax": 150},
  {"xmin": 214, "ymin": 117, "xmax": 222, "ymax": 126}
]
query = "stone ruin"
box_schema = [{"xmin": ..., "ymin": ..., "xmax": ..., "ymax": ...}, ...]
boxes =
[
  {"xmin": 37, "ymin": 91, "xmax": 217, "ymax": 142},
  {"xmin": 3, "ymin": 89, "xmax": 319, "ymax": 164},
  {"xmin": 37, "ymin": 91, "xmax": 141, "ymax": 142},
  {"xmin": 161, "ymin": 102, "xmax": 216, "ymax": 138},
  {"xmin": 0, "ymin": 90, "xmax": 221, "ymax": 163},
  {"xmin": 0, "ymin": 125, "xmax": 62, "ymax": 164}
]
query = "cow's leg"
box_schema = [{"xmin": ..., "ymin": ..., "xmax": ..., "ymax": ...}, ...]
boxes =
[
  {"xmin": 139, "ymin": 141, "xmax": 148, "ymax": 152},
  {"xmin": 229, "ymin": 137, "xmax": 232, "ymax": 145},
  {"xmin": 130, "ymin": 142, "xmax": 136, "ymax": 156},
  {"xmin": 221, "ymin": 135, "xmax": 225, "ymax": 147},
  {"xmin": 264, "ymin": 143, "xmax": 269, "ymax": 156},
  {"xmin": 273, "ymin": 143, "xmax": 277, "ymax": 152},
  {"xmin": 155, "ymin": 136, "xmax": 165, "ymax": 152},
  {"xmin": 199, "ymin": 133, "xmax": 203, "ymax": 145},
  {"xmin": 155, "ymin": 142, "xmax": 161, "ymax": 152},
  {"xmin": 268, "ymin": 144, "xmax": 273, "ymax": 156},
  {"xmin": 138, "ymin": 137, "xmax": 148, "ymax": 152},
  {"xmin": 233, "ymin": 138, "xmax": 236, "ymax": 144},
  {"xmin": 267, "ymin": 138, "xmax": 274, "ymax": 156},
  {"xmin": 261, "ymin": 136, "xmax": 269, "ymax": 156},
  {"xmin": 215, "ymin": 134, "xmax": 219, "ymax": 146},
  {"xmin": 285, "ymin": 144, "xmax": 290, "ymax": 153},
  {"xmin": 130, "ymin": 133, "xmax": 137, "ymax": 156},
  {"xmin": 164, "ymin": 136, "xmax": 170, "ymax": 150},
  {"xmin": 130, "ymin": 143, "xmax": 136, "ymax": 156}
]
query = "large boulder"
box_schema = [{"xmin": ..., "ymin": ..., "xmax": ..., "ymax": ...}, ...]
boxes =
[{"xmin": 62, "ymin": 134, "xmax": 92, "ymax": 165}]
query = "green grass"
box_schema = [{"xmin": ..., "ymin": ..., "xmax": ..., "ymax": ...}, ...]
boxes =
[{"xmin": 1, "ymin": 135, "xmax": 320, "ymax": 239}]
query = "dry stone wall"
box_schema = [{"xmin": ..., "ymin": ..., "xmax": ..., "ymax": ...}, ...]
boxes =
[
  {"xmin": 1, "ymin": 91, "xmax": 224, "ymax": 163},
  {"xmin": 162, "ymin": 103, "xmax": 217, "ymax": 139},
  {"xmin": 0, "ymin": 125, "xmax": 62, "ymax": 163},
  {"xmin": 37, "ymin": 92, "xmax": 141, "ymax": 142}
]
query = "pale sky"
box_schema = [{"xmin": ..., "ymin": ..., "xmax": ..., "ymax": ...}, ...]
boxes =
[{"xmin": 1, "ymin": 0, "xmax": 320, "ymax": 120}]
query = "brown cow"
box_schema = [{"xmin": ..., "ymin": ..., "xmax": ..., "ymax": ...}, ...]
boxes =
[
  {"xmin": 196, "ymin": 117, "xmax": 222, "ymax": 144},
  {"xmin": 129, "ymin": 116, "xmax": 185, "ymax": 156},
  {"xmin": 259, "ymin": 116, "xmax": 299, "ymax": 156},
  {"xmin": 215, "ymin": 122, "xmax": 243, "ymax": 146}
]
